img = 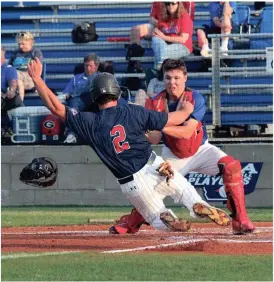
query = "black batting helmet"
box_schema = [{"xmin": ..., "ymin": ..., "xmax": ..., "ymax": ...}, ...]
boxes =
[{"xmin": 90, "ymin": 72, "xmax": 121, "ymax": 103}]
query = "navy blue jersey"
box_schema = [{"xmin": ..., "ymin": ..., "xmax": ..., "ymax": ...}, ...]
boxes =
[{"xmin": 66, "ymin": 104, "xmax": 168, "ymax": 178}]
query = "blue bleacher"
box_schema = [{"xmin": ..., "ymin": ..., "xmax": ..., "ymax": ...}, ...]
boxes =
[{"xmin": 1, "ymin": 1, "xmax": 273, "ymax": 129}]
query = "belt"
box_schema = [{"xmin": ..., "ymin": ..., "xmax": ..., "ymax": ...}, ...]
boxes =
[{"xmin": 118, "ymin": 151, "xmax": 157, "ymax": 185}]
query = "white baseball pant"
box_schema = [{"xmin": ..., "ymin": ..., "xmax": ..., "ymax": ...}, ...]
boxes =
[
  {"xmin": 161, "ymin": 140, "xmax": 227, "ymax": 176},
  {"xmin": 118, "ymin": 151, "xmax": 208, "ymax": 231}
]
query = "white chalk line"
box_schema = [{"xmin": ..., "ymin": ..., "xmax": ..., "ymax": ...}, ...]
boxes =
[
  {"xmin": 2, "ymin": 228, "xmax": 272, "ymax": 258},
  {"xmin": 2, "ymin": 230, "xmax": 110, "ymax": 235},
  {"xmin": 215, "ymin": 239, "xmax": 273, "ymax": 243},
  {"xmin": 101, "ymin": 238, "xmax": 273, "ymax": 254},
  {"xmin": 1, "ymin": 251, "xmax": 83, "ymax": 260},
  {"xmin": 2, "ymin": 226, "xmax": 272, "ymax": 236},
  {"xmin": 101, "ymin": 239, "xmax": 208, "ymax": 254}
]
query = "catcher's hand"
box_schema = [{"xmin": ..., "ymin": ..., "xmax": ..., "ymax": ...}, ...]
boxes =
[{"xmin": 156, "ymin": 161, "xmax": 174, "ymax": 185}]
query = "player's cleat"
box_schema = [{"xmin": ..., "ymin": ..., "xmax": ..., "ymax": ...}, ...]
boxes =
[
  {"xmin": 109, "ymin": 224, "xmax": 128, "ymax": 234},
  {"xmin": 193, "ymin": 203, "xmax": 231, "ymax": 226},
  {"xmin": 160, "ymin": 211, "xmax": 191, "ymax": 232},
  {"xmin": 232, "ymin": 218, "xmax": 255, "ymax": 235},
  {"xmin": 109, "ymin": 208, "xmax": 149, "ymax": 234}
]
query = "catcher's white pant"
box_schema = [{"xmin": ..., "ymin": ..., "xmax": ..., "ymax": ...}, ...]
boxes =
[
  {"xmin": 118, "ymin": 151, "xmax": 208, "ymax": 231},
  {"xmin": 161, "ymin": 140, "xmax": 227, "ymax": 176}
]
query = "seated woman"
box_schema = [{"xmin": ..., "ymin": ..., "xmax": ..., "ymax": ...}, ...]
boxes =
[
  {"xmin": 9, "ymin": 31, "xmax": 43, "ymax": 102},
  {"xmin": 151, "ymin": 2, "xmax": 193, "ymax": 70}
]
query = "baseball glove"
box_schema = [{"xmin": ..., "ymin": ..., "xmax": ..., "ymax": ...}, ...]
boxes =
[
  {"xmin": 19, "ymin": 157, "xmax": 58, "ymax": 187},
  {"xmin": 156, "ymin": 161, "xmax": 174, "ymax": 185}
]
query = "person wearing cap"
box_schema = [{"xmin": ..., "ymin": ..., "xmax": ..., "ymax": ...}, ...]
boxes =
[
  {"xmin": 9, "ymin": 31, "xmax": 43, "ymax": 101},
  {"xmin": 62, "ymin": 53, "xmax": 100, "ymax": 144}
]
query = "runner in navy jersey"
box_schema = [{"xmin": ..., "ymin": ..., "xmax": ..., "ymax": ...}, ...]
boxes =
[{"xmin": 27, "ymin": 58, "xmax": 230, "ymax": 234}]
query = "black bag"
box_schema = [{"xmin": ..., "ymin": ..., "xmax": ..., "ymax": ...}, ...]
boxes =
[
  {"xmin": 124, "ymin": 60, "xmax": 144, "ymax": 91},
  {"xmin": 71, "ymin": 22, "xmax": 98, "ymax": 43},
  {"xmin": 126, "ymin": 44, "xmax": 145, "ymax": 60}
]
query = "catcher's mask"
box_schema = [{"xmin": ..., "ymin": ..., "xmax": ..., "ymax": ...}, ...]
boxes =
[
  {"xmin": 19, "ymin": 157, "xmax": 58, "ymax": 188},
  {"xmin": 89, "ymin": 72, "xmax": 121, "ymax": 103}
]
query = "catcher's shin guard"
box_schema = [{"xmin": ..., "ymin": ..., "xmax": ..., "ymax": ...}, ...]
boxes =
[
  {"xmin": 218, "ymin": 156, "xmax": 255, "ymax": 234},
  {"xmin": 109, "ymin": 208, "xmax": 149, "ymax": 234}
]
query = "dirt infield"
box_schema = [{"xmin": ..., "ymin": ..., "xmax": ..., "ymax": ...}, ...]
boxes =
[{"xmin": 2, "ymin": 222, "xmax": 272, "ymax": 255}]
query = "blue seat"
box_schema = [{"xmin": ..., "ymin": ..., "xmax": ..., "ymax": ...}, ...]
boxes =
[
  {"xmin": 250, "ymin": 6, "xmax": 273, "ymax": 49},
  {"xmin": 23, "ymin": 95, "xmax": 45, "ymax": 106},
  {"xmin": 221, "ymin": 94, "xmax": 273, "ymax": 107},
  {"xmin": 205, "ymin": 111, "xmax": 273, "ymax": 125}
]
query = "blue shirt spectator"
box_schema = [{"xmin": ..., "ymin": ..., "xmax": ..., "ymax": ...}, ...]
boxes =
[
  {"xmin": 210, "ymin": 2, "xmax": 239, "ymax": 27},
  {"xmin": 9, "ymin": 47, "xmax": 43, "ymax": 71},
  {"xmin": 63, "ymin": 72, "xmax": 98, "ymax": 98},
  {"xmin": 63, "ymin": 53, "xmax": 100, "ymax": 144},
  {"xmin": 8, "ymin": 31, "xmax": 43, "ymax": 102},
  {"xmin": 1, "ymin": 63, "xmax": 18, "ymax": 93},
  {"xmin": 1, "ymin": 46, "xmax": 22, "ymax": 113}
]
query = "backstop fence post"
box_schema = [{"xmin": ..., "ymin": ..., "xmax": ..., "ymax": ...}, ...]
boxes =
[{"xmin": 211, "ymin": 37, "xmax": 221, "ymax": 126}]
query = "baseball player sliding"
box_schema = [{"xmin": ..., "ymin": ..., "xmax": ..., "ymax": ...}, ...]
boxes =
[
  {"xmin": 112, "ymin": 59, "xmax": 255, "ymax": 235},
  {"xmin": 27, "ymin": 58, "xmax": 230, "ymax": 233}
]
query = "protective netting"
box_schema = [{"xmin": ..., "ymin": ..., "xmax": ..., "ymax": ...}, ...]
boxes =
[{"xmin": 1, "ymin": 1, "xmax": 273, "ymax": 144}]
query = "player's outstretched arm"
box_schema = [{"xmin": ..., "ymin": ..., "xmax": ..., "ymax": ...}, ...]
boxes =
[
  {"xmin": 27, "ymin": 58, "xmax": 66, "ymax": 120},
  {"xmin": 165, "ymin": 100, "xmax": 194, "ymax": 127}
]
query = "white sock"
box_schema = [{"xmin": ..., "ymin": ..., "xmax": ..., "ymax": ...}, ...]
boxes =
[{"xmin": 221, "ymin": 38, "xmax": 229, "ymax": 49}]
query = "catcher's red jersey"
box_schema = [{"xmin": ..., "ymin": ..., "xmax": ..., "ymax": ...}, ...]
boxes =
[{"xmin": 145, "ymin": 88, "xmax": 206, "ymax": 158}]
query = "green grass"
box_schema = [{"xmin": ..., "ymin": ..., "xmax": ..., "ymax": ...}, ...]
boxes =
[
  {"xmin": 1, "ymin": 206, "xmax": 273, "ymax": 227},
  {"xmin": 1, "ymin": 207, "xmax": 273, "ymax": 281},
  {"xmin": 1, "ymin": 252, "xmax": 273, "ymax": 281}
]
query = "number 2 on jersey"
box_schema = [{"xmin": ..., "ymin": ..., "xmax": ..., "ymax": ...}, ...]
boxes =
[{"xmin": 110, "ymin": 125, "xmax": 130, "ymax": 154}]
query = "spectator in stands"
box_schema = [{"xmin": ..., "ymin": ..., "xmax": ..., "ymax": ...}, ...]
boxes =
[
  {"xmin": 151, "ymin": 2, "xmax": 193, "ymax": 70},
  {"xmin": 130, "ymin": 2, "xmax": 161, "ymax": 46},
  {"xmin": 130, "ymin": 2, "xmax": 195, "ymax": 46},
  {"xmin": 134, "ymin": 63, "xmax": 165, "ymax": 107},
  {"xmin": 9, "ymin": 31, "xmax": 43, "ymax": 101},
  {"xmin": 196, "ymin": 2, "xmax": 238, "ymax": 57},
  {"xmin": 183, "ymin": 1, "xmax": 195, "ymax": 21},
  {"xmin": 1, "ymin": 47, "xmax": 22, "ymax": 114},
  {"xmin": 63, "ymin": 53, "xmax": 100, "ymax": 143}
]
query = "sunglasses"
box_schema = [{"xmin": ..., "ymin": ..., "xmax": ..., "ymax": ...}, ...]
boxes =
[
  {"xmin": 16, "ymin": 32, "xmax": 33, "ymax": 40},
  {"xmin": 165, "ymin": 2, "xmax": 178, "ymax": 6}
]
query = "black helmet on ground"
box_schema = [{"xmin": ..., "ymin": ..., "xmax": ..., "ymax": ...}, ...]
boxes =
[
  {"xmin": 90, "ymin": 72, "xmax": 121, "ymax": 103},
  {"xmin": 19, "ymin": 157, "xmax": 58, "ymax": 188}
]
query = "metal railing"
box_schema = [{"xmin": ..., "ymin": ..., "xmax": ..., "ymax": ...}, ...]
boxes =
[{"xmin": 209, "ymin": 33, "xmax": 273, "ymax": 126}]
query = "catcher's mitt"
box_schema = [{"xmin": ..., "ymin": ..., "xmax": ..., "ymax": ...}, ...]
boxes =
[
  {"xmin": 19, "ymin": 157, "xmax": 58, "ymax": 187},
  {"xmin": 156, "ymin": 161, "xmax": 174, "ymax": 185}
]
